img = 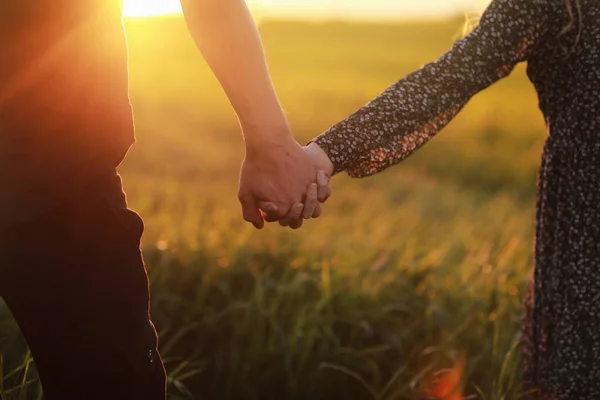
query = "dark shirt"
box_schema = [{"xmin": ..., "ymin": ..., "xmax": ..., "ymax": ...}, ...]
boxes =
[{"xmin": 0, "ymin": 0, "xmax": 134, "ymax": 226}]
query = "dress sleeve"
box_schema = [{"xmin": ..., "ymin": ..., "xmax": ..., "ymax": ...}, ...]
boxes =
[{"xmin": 312, "ymin": 0, "xmax": 554, "ymax": 177}]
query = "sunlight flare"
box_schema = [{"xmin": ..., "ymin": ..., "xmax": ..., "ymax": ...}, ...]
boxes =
[
  {"xmin": 123, "ymin": 0, "xmax": 263, "ymax": 20},
  {"xmin": 122, "ymin": 0, "xmax": 480, "ymax": 20},
  {"xmin": 123, "ymin": 0, "xmax": 182, "ymax": 17}
]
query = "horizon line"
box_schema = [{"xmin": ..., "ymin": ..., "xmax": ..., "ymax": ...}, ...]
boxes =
[{"xmin": 123, "ymin": 11, "xmax": 473, "ymax": 23}]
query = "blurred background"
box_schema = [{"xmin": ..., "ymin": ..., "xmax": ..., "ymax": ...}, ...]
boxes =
[{"xmin": 0, "ymin": 1, "xmax": 547, "ymax": 399}]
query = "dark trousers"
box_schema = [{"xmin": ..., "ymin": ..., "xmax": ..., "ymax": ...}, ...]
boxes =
[{"xmin": 0, "ymin": 172, "xmax": 166, "ymax": 399}]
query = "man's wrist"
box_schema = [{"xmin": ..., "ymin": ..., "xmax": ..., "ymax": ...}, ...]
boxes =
[{"xmin": 242, "ymin": 121, "xmax": 294, "ymax": 155}]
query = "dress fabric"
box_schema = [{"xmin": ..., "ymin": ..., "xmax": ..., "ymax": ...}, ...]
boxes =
[{"xmin": 313, "ymin": 0, "xmax": 600, "ymax": 398}]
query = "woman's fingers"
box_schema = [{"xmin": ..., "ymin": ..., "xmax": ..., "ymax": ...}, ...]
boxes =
[
  {"xmin": 312, "ymin": 203, "xmax": 322, "ymax": 218},
  {"xmin": 317, "ymin": 170, "xmax": 331, "ymax": 203},
  {"xmin": 261, "ymin": 169, "xmax": 330, "ymax": 228},
  {"xmin": 281, "ymin": 202, "xmax": 321, "ymax": 227},
  {"xmin": 302, "ymin": 183, "xmax": 318, "ymax": 219}
]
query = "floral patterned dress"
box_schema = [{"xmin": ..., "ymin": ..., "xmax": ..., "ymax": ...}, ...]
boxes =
[{"xmin": 312, "ymin": 0, "xmax": 600, "ymax": 398}]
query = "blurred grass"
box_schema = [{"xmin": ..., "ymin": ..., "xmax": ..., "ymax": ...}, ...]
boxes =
[{"xmin": 0, "ymin": 16, "xmax": 545, "ymax": 399}]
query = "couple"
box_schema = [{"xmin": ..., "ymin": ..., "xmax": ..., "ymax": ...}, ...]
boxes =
[{"xmin": 0, "ymin": 0, "xmax": 598, "ymax": 399}]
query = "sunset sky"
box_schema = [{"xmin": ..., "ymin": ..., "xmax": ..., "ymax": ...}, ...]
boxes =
[{"xmin": 123, "ymin": 0, "xmax": 483, "ymax": 20}]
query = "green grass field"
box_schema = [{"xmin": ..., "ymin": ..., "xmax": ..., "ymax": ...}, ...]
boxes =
[{"xmin": 0, "ymin": 16, "xmax": 547, "ymax": 399}]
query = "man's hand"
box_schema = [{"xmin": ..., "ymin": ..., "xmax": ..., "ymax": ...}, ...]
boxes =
[
  {"xmin": 180, "ymin": 0, "xmax": 315, "ymax": 229},
  {"xmin": 238, "ymin": 132, "xmax": 324, "ymax": 229}
]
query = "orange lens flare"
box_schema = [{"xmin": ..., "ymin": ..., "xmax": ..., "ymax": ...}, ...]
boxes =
[{"xmin": 422, "ymin": 358, "xmax": 465, "ymax": 400}]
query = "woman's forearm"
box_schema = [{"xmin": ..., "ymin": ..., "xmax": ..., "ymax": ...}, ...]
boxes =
[{"xmin": 312, "ymin": 0, "xmax": 549, "ymax": 178}]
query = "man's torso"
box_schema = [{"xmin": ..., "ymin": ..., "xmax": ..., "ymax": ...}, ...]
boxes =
[{"xmin": 0, "ymin": 0, "xmax": 135, "ymax": 226}]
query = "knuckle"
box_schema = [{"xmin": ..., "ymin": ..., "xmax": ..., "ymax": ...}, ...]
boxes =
[{"xmin": 238, "ymin": 193, "xmax": 249, "ymax": 203}]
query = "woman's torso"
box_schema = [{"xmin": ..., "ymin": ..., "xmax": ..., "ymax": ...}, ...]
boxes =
[{"xmin": 527, "ymin": 0, "xmax": 600, "ymax": 148}]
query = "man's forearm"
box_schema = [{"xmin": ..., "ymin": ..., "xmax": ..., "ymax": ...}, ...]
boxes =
[{"xmin": 180, "ymin": 0, "xmax": 291, "ymax": 149}]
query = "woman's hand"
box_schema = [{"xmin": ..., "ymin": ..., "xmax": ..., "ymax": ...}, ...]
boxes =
[{"xmin": 276, "ymin": 142, "xmax": 334, "ymax": 229}]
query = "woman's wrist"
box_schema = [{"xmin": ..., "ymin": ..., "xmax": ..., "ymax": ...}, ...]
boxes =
[{"xmin": 306, "ymin": 141, "xmax": 334, "ymax": 176}]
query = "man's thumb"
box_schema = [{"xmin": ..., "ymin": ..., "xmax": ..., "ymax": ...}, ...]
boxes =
[{"xmin": 239, "ymin": 194, "xmax": 264, "ymax": 229}]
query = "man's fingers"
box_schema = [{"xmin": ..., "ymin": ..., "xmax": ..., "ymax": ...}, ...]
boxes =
[
  {"xmin": 302, "ymin": 183, "xmax": 318, "ymax": 219},
  {"xmin": 258, "ymin": 201, "xmax": 279, "ymax": 222},
  {"xmin": 289, "ymin": 218, "xmax": 304, "ymax": 230},
  {"xmin": 239, "ymin": 195, "xmax": 264, "ymax": 229},
  {"xmin": 279, "ymin": 203, "xmax": 303, "ymax": 227},
  {"xmin": 317, "ymin": 170, "xmax": 331, "ymax": 203}
]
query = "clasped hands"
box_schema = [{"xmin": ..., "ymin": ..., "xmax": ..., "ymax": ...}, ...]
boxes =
[{"xmin": 238, "ymin": 135, "xmax": 334, "ymax": 230}]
